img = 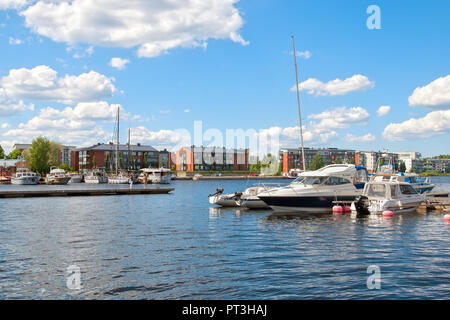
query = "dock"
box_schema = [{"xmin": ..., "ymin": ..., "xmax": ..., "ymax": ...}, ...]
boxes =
[{"xmin": 0, "ymin": 187, "xmax": 174, "ymax": 198}]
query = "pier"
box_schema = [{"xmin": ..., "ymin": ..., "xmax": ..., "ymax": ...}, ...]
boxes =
[{"xmin": 0, "ymin": 187, "xmax": 174, "ymax": 198}]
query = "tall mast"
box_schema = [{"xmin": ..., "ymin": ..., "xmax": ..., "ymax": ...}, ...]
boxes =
[
  {"xmin": 292, "ymin": 35, "xmax": 306, "ymax": 171},
  {"xmin": 115, "ymin": 106, "xmax": 119, "ymax": 174},
  {"xmin": 128, "ymin": 128, "xmax": 131, "ymax": 170}
]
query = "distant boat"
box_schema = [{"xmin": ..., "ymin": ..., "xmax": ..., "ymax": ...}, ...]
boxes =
[
  {"xmin": 45, "ymin": 168, "xmax": 71, "ymax": 185},
  {"xmin": 11, "ymin": 168, "xmax": 39, "ymax": 185},
  {"xmin": 108, "ymin": 171, "xmax": 132, "ymax": 184},
  {"xmin": 68, "ymin": 173, "xmax": 83, "ymax": 183},
  {"xmin": 370, "ymin": 173, "xmax": 435, "ymax": 194},
  {"xmin": 138, "ymin": 168, "xmax": 171, "ymax": 184},
  {"xmin": 0, "ymin": 170, "xmax": 11, "ymax": 184},
  {"xmin": 84, "ymin": 169, "xmax": 108, "ymax": 184}
]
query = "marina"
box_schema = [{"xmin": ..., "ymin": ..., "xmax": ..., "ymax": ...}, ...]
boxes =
[{"xmin": 0, "ymin": 176, "xmax": 448, "ymax": 299}]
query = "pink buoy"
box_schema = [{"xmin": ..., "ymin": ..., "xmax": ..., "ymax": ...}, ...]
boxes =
[
  {"xmin": 382, "ymin": 210, "xmax": 394, "ymax": 218},
  {"xmin": 332, "ymin": 205, "xmax": 343, "ymax": 214},
  {"xmin": 343, "ymin": 205, "xmax": 351, "ymax": 213},
  {"xmin": 444, "ymin": 214, "xmax": 450, "ymax": 222}
]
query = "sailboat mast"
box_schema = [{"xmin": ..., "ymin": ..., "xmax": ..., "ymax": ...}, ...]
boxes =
[
  {"xmin": 115, "ymin": 106, "xmax": 119, "ymax": 174},
  {"xmin": 292, "ymin": 35, "xmax": 306, "ymax": 171},
  {"xmin": 128, "ymin": 128, "xmax": 131, "ymax": 170}
]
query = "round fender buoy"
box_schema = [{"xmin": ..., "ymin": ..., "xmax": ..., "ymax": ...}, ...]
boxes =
[
  {"xmin": 332, "ymin": 205, "xmax": 343, "ymax": 214},
  {"xmin": 343, "ymin": 205, "xmax": 351, "ymax": 213},
  {"xmin": 382, "ymin": 210, "xmax": 394, "ymax": 217},
  {"xmin": 444, "ymin": 214, "xmax": 450, "ymax": 222}
]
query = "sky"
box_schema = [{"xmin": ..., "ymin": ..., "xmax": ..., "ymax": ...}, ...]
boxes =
[{"xmin": 0, "ymin": 0, "xmax": 449, "ymax": 157}]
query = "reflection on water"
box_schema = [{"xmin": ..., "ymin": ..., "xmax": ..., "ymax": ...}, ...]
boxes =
[{"xmin": 0, "ymin": 177, "xmax": 449, "ymax": 299}]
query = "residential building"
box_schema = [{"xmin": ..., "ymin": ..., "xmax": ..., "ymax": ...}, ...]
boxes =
[
  {"xmin": 279, "ymin": 147, "xmax": 355, "ymax": 174},
  {"xmin": 74, "ymin": 143, "xmax": 160, "ymax": 171},
  {"xmin": 12, "ymin": 143, "xmax": 76, "ymax": 167},
  {"xmin": 355, "ymin": 151, "xmax": 399, "ymax": 173},
  {"xmin": 394, "ymin": 152, "xmax": 423, "ymax": 173},
  {"xmin": 175, "ymin": 146, "xmax": 249, "ymax": 171},
  {"xmin": 423, "ymin": 158, "xmax": 450, "ymax": 173}
]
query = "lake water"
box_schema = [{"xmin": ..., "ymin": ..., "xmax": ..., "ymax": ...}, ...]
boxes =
[{"xmin": 0, "ymin": 177, "xmax": 449, "ymax": 299}]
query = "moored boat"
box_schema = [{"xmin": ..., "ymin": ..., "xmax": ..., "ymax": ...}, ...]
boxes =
[
  {"xmin": 68, "ymin": 173, "xmax": 83, "ymax": 183},
  {"xmin": 370, "ymin": 173, "xmax": 435, "ymax": 194},
  {"xmin": 108, "ymin": 171, "xmax": 132, "ymax": 184},
  {"xmin": 45, "ymin": 168, "xmax": 71, "ymax": 185},
  {"xmin": 0, "ymin": 171, "xmax": 11, "ymax": 184},
  {"xmin": 138, "ymin": 168, "xmax": 171, "ymax": 184},
  {"xmin": 84, "ymin": 169, "xmax": 108, "ymax": 184},
  {"xmin": 257, "ymin": 164, "xmax": 368, "ymax": 213},
  {"xmin": 11, "ymin": 168, "xmax": 39, "ymax": 185},
  {"xmin": 351, "ymin": 179, "xmax": 426, "ymax": 215}
]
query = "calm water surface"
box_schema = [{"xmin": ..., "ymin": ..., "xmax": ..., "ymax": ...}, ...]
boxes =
[{"xmin": 0, "ymin": 177, "xmax": 449, "ymax": 299}]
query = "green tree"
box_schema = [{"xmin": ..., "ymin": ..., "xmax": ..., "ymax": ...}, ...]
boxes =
[
  {"xmin": 310, "ymin": 153, "xmax": 324, "ymax": 170},
  {"xmin": 59, "ymin": 163, "xmax": 72, "ymax": 172},
  {"xmin": 399, "ymin": 161, "xmax": 406, "ymax": 173},
  {"xmin": 143, "ymin": 152, "xmax": 148, "ymax": 168},
  {"xmin": 348, "ymin": 157, "xmax": 355, "ymax": 165},
  {"xmin": 334, "ymin": 157, "xmax": 342, "ymax": 164},
  {"xmin": 7, "ymin": 148, "xmax": 22, "ymax": 159},
  {"xmin": 29, "ymin": 136, "xmax": 51, "ymax": 175},
  {"xmin": 92, "ymin": 154, "xmax": 97, "ymax": 168},
  {"xmin": 0, "ymin": 145, "xmax": 4, "ymax": 159},
  {"xmin": 48, "ymin": 141, "xmax": 62, "ymax": 168},
  {"xmin": 105, "ymin": 153, "xmax": 110, "ymax": 171}
]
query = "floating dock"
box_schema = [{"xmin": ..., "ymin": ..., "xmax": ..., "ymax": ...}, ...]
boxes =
[{"xmin": 0, "ymin": 187, "xmax": 174, "ymax": 198}]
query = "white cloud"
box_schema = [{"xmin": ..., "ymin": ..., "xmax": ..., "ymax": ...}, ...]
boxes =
[
  {"xmin": 1, "ymin": 65, "xmax": 117, "ymax": 104},
  {"xmin": 19, "ymin": 0, "xmax": 248, "ymax": 58},
  {"xmin": 296, "ymin": 50, "xmax": 311, "ymax": 59},
  {"xmin": 308, "ymin": 106, "xmax": 370, "ymax": 129},
  {"xmin": 377, "ymin": 105, "xmax": 391, "ymax": 117},
  {"xmin": 1, "ymin": 123, "xmax": 10, "ymax": 129},
  {"xmin": 293, "ymin": 74, "xmax": 374, "ymax": 96},
  {"xmin": 109, "ymin": 57, "xmax": 130, "ymax": 70},
  {"xmin": 0, "ymin": 0, "xmax": 28, "ymax": 10},
  {"xmin": 184, "ymin": 109, "xmax": 190, "ymax": 113},
  {"xmin": 72, "ymin": 45, "xmax": 95, "ymax": 59},
  {"xmin": 159, "ymin": 109, "xmax": 171, "ymax": 114},
  {"xmin": 8, "ymin": 37, "xmax": 23, "ymax": 45},
  {"xmin": 408, "ymin": 75, "xmax": 450, "ymax": 108},
  {"xmin": 130, "ymin": 126, "xmax": 191, "ymax": 151},
  {"xmin": 382, "ymin": 110, "xmax": 450, "ymax": 141},
  {"xmin": 0, "ymin": 88, "xmax": 34, "ymax": 116},
  {"xmin": 346, "ymin": 133, "xmax": 376, "ymax": 142}
]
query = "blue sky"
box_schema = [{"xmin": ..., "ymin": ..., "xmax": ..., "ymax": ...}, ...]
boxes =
[{"xmin": 0, "ymin": 0, "xmax": 449, "ymax": 156}]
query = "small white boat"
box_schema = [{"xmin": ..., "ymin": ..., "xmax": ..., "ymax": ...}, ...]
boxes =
[
  {"xmin": 237, "ymin": 186, "xmax": 278, "ymax": 209},
  {"xmin": 11, "ymin": 168, "xmax": 39, "ymax": 185},
  {"xmin": 84, "ymin": 170, "xmax": 108, "ymax": 184},
  {"xmin": 138, "ymin": 168, "xmax": 171, "ymax": 184},
  {"xmin": 68, "ymin": 173, "xmax": 83, "ymax": 183},
  {"xmin": 209, "ymin": 188, "xmax": 242, "ymax": 207},
  {"xmin": 108, "ymin": 171, "xmax": 132, "ymax": 184},
  {"xmin": 351, "ymin": 179, "xmax": 426, "ymax": 215},
  {"xmin": 45, "ymin": 168, "xmax": 71, "ymax": 185},
  {"xmin": 370, "ymin": 173, "xmax": 435, "ymax": 194}
]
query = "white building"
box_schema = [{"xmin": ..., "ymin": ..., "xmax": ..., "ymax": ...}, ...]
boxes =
[{"xmin": 394, "ymin": 152, "xmax": 423, "ymax": 173}]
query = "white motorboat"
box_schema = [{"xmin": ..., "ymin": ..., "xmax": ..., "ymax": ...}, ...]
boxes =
[
  {"xmin": 138, "ymin": 168, "xmax": 171, "ymax": 184},
  {"xmin": 351, "ymin": 179, "xmax": 426, "ymax": 215},
  {"xmin": 208, "ymin": 188, "xmax": 242, "ymax": 207},
  {"xmin": 68, "ymin": 173, "xmax": 83, "ymax": 183},
  {"xmin": 84, "ymin": 169, "xmax": 108, "ymax": 184},
  {"xmin": 257, "ymin": 164, "xmax": 368, "ymax": 213},
  {"xmin": 108, "ymin": 171, "xmax": 132, "ymax": 184},
  {"xmin": 370, "ymin": 173, "xmax": 435, "ymax": 194},
  {"xmin": 11, "ymin": 168, "xmax": 39, "ymax": 185},
  {"xmin": 45, "ymin": 168, "xmax": 71, "ymax": 185}
]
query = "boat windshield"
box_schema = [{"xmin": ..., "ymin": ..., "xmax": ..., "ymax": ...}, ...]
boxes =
[
  {"xmin": 300, "ymin": 176, "xmax": 328, "ymax": 185},
  {"xmin": 366, "ymin": 184, "xmax": 387, "ymax": 198}
]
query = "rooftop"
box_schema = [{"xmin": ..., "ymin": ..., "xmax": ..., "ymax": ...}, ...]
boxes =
[{"xmin": 76, "ymin": 143, "xmax": 158, "ymax": 152}]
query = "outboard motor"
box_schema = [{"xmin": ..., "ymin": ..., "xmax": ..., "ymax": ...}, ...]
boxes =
[
  {"xmin": 354, "ymin": 195, "xmax": 370, "ymax": 215},
  {"xmin": 209, "ymin": 188, "xmax": 224, "ymax": 197}
]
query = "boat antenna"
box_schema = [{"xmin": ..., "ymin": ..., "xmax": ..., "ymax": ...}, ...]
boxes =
[{"xmin": 291, "ymin": 35, "xmax": 306, "ymax": 171}]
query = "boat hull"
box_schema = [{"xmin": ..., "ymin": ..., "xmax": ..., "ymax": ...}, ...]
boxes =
[
  {"xmin": 11, "ymin": 177, "xmax": 39, "ymax": 185},
  {"xmin": 84, "ymin": 177, "xmax": 108, "ymax": 184},
  {"xmin": 258, "ymin": 195, "xmax": 357, "ymax": 213},
  {"xmin": 45, "ymin": 177, "xmax": 71, "ymax": 185},
  {"xmin": 240, "ymin": 197, "xmax": 269, "ymax": 209}
]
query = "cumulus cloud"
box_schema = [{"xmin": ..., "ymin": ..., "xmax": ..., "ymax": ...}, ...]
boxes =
[
  {"xmin": 0, "ymin": 0, "xmax": 28, "ymax": 10},
  {"xmin": 377, "ymin": 105, "xmax": 391, "ymax": 117},
  {"xmin": 293, "ymin": 74, "xmax": 374, "ymax": 96},
  {"xmin": 19, "ymin": 0, "xmax": 248, "ymax": 58},
  {"xmin": 408, "ymin": 75, "xmax": 450, "ymax": 108},
  {"xmin": 8, "ymin": 37, "xmax": 23, "ymax": 45},
  {"xmin": 130, "ymin": 126, "xmax": 192, "ymax": 151},
  {"xmin": 109, "ymin": 57, "xmax": 130, "ymax": 70},
  {"xmin": 0, "ymin": 88, "xmax": 34, "ymax": 116},
  {"xmin": 295, "ymin": 50, "xmax": 311, "ymax": 59},
  {"xmin": 1, "ymin": 123, "xmax": 10, "ymax": 129},
  {"xmin": 346, "ymin": 133, "xmax": 376, "ymax": 142},
  {"xmin": 308, "ymin": 106, "xmax": 370, "ymax": 129},
  {"xmin": 1, "ymin": 65, "xmax": 117, "ymax": 104},
  {"xmin": 382, "ymin": 110, "xmax": 450, "ymax": 141}
]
